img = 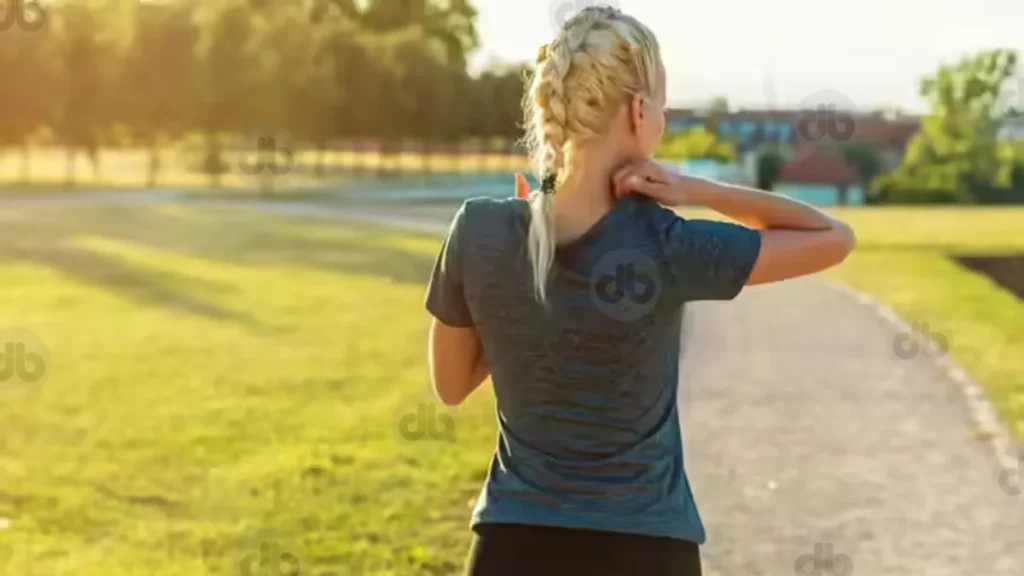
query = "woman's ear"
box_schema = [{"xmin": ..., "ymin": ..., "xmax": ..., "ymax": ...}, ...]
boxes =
[{"xmin": 629, "ymin": 93, "xmax": 647, "ymax": 134}]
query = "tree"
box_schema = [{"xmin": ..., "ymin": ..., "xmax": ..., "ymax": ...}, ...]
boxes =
[
  {"xmin": 876, "ymin": 49, "xmax": 1020, "ymax": 203},
  {"xmin": 393, "ymin": 33, "xmax": 464, "ymax": 173},
  {"xmin": 248, "ymin": 1, "xmax": 346, "ymax": 185},
  {"xmin": 327, "ymin": 22, "xmax": 381, "ymax": 145},
  {"xmin": 755, "ymin": 147, "xmax": 786, "ymax": 191},
  {"xmin": 119, "ymin": 0, "xmax": 198, "ymax": 187},
  {"xmin": 842, "ymin": 142, "xmax": 882, "ymax": 199},
  {"xmin": 0, "ymin": 0, "xmax": 529, "ymax": 192},
  {"xmin": 657, "ymin": 127, "xmax": 736, "ymax": 163},
  {"xmin": 706, "ymin": 96, "xmax": 730, "ymax": 115},
  {"xmin": 0, "ymin": 24, "xmax": 57, "ymax": 185},
  {"xmin": 359, "ymin": 0, "xmax": 479, "ymax": 68},
  {"xmin": 192, "ymin": 0, "xmax": 265, "ymax": 187},
  {"xmin": 50, "ymin": 1, "xmax": 125, "ymax": 186},
  {"xmin": 308, "ymin": 0, "xmax": 361, "ymax": 23}
]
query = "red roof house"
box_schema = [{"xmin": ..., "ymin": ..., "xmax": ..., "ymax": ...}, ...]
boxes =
[{"xmin": 778, "ymin": 151, "xmax": 859, "ymax": 186}]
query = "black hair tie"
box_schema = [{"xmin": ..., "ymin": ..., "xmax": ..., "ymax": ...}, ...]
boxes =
[{"xmin": 541, "ymin": 174, "xmax": 557, "ymax": 195}]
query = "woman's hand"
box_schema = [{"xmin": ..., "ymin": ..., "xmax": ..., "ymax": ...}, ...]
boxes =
[
  {"xmin": 611, "ymin": 159, "xmax": 688, "ymax": 205},
  {"xmin": 515, "ymin": 173, "xmax": 531, "ymax": 199}
]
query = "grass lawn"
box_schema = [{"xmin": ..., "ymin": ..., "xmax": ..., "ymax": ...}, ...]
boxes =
[{"xmin": 0, "ymin": 203, "xmax": 497, "ymax": 575}]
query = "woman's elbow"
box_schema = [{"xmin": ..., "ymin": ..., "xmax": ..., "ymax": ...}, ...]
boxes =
[
  {"xmin": 434, "ymin": 386, "xmax": 468, "ymax": 407},
  {"xmin": 749, "ymin": 222, "xmax": 858, "ymax": 285},
  {"xmin": 432, "ymin": 376, "xmax": 472, "ymax": 407},
  {"xmin": 832, "ymin": 220, "xmax": 858, "ymax": 263}
]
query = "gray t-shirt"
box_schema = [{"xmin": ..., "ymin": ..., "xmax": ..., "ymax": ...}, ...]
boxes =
[{"xmin": 425, "ymin": 194, "xmax": 761, "ymax": 543}]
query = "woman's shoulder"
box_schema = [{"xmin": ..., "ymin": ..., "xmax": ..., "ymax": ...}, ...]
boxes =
[
  {"xmin": 457, "ymin": 196, "xmax": 530, "ymax": 234},
  {"xmin": 461, "ymin": 195, "xmax": 529, "ymax": 216},
  {"xmin": 618, "ymin": 194, "xmax": 682, "ymax": 232}
]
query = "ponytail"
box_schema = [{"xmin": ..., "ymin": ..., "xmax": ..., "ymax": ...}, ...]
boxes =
[{"xmin": 526, "ymin": 175, "xmax": 559, "ymax": 301}]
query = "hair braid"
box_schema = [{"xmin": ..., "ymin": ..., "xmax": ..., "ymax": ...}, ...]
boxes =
[
  {"xmin": 521, "ymin": 6, "xmax": 661, "ymax": 302},
  {"xmin": 538, "ymin": 40, "xmax": 572, "ymax": 176}
]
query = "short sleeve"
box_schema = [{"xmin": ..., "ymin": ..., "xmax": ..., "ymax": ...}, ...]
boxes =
[
  {"xmin": 425, "ymin": 203, "xmax": 474, "ymax": 327},
  {"xmin": 661, "ymin": 216, "xmax": 762, "ymax": 302}
]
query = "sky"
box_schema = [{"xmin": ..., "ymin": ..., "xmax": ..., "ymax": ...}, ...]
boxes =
[{"xmin": 468, "ymin": 0, "xmax": 1024, "ymax": 114}]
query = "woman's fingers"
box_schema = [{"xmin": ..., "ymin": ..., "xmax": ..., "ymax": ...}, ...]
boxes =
[
  {"xmin": 613, "ymin": 165, "xmax": 647, "ymax": 196},
  {"xmin": 515, "ymin": 173, "xmax": 531, "ymax": 199},
  {"xmin": 612, "ymin": 167, "xmax": 630, "ymax": 197},
  {"xmin": 615, "ymin": 172, "xmax": 643, "ymax": 198},
  {"xmin": 614, "ymin": 173, "xmax": 651, "ymax": 198},
  {"xmin": 624, "ymin": 174, "xmax": 666, "ymax": 198},
  {"xmin": 614, "ymin": 162, "xmax": 669, "ymax": 198}
]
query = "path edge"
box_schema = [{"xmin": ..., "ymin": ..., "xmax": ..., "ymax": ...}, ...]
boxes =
[{"xmin": 821, "ymin": 280, "xmax": 1021, "ymax": 476}]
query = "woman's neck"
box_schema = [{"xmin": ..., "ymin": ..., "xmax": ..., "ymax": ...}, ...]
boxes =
[{"xmin": 552, "ymin": 150, "xmax": 624, "ymax": 244}]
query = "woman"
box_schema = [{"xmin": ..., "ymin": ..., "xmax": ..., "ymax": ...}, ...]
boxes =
[{"xmin": 425, "ymin": 6, "xmax": 856, "ymax": 575}]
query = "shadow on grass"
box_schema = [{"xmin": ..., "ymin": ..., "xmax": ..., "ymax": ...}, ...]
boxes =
[
  {"xmin": 205, "ymin": 229, "xmax": 437, "ymax": 285},
  {"xmin": 0, "ymin": 204, "xmax": 437, "ymax": 323},
  {"xmin": 0, "ymin": 233, "xmax": 264, "ymax": 329},
  {"xmin": 0, "ymin": 208, "xmax": 267, "ymax": 327},
  {"xmin": 79, "ymin": 205, "xmax": 440, "ymax": 286}
]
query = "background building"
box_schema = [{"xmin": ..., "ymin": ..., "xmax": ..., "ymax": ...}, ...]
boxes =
[{"xmin": 666, "ymin": 108, "xmax": 922, "ymax": 204}]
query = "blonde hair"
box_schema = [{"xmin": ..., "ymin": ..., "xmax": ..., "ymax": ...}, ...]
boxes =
[{"xmin": 522, "ymin": 6, "xmax": 662, "ymax": 302}]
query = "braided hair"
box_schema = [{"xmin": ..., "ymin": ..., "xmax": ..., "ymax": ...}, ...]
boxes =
[{"xmin": 521, "ymin": 6, "xmax": 662, "ymax": 301}]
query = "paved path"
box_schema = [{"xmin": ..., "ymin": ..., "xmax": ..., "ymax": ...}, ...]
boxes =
[
  {"xmin": 4, "ymin": 192, "xmax": 1023, "ymax": 574},
  {"xmin": 680, "ymin": 284, "xmax": 1024, "ymax": 575}
]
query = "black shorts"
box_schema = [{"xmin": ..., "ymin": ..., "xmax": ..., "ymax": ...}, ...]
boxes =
[{"xmin": 465, "ymin": 523, "xmax": 703, "ymax": 576}]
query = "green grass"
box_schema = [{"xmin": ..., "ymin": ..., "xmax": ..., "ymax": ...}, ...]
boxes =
[{"xmin": 0, "ymin": 204, "xmax": 497, "ymax": 575}]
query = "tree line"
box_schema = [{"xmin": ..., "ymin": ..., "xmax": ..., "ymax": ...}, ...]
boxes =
[
  {"xmin": 2, "ymin": 2, "xmax": 1022, "ymax": 203},
  {"xmin": 0, "ymin": 0, "xmax": 529, "ymax": 186},
  {"xmin": 874, "ymin": 49, "xmax": 1024, "ymax": 203}
]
